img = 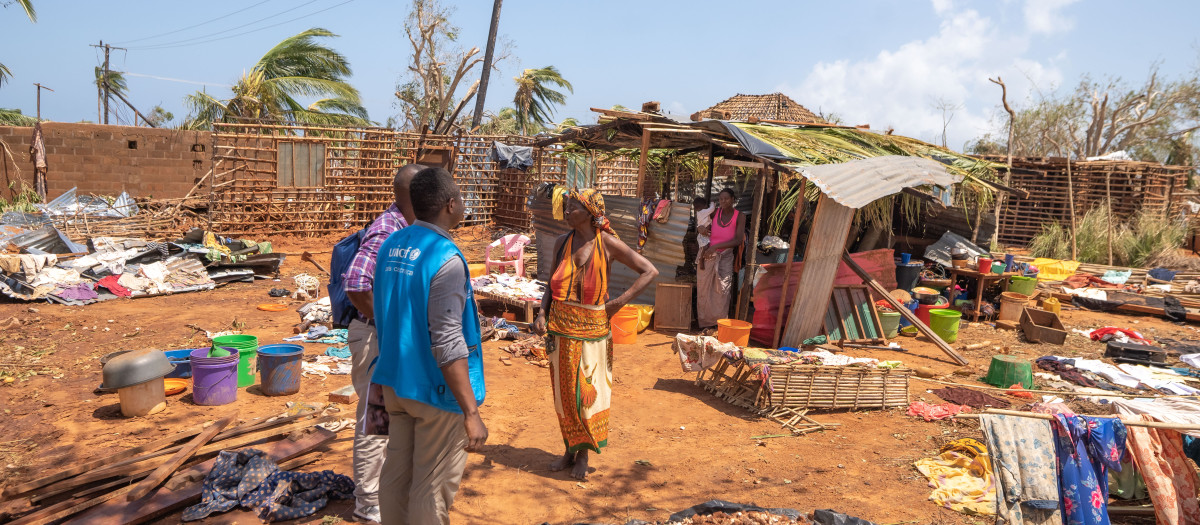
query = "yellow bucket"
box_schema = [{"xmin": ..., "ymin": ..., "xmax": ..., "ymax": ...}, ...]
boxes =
[
  {"xmin": 468, "ymin": 263, "xmax": 487, "ymax": 278},
  {"xmin": 630, "ymin": 304, "xmax": 654, "ymax": 333}
]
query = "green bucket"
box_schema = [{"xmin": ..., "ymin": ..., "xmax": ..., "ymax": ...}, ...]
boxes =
[
  {"xmin": 1009, "ymin": 276, "xmax": 1037, "ymax": 296},
  {"xmin": 929, "ymin": 309, "xmax": 962, "ymax": 343},
  {"xmin": 212, "ymin": 334, "xmax": 259, "ymax": 388},
  {"xmin": 877, "ymin": 310, "xmax": 901, "ymax": 338}
]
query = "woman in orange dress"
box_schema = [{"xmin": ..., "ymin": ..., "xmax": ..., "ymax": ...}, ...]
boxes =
[{"xmin": 532, "ymin": 189, "xmax": 657, "ymax": 480}]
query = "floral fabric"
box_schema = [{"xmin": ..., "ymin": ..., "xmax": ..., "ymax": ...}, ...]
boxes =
[
  {"xmin": 1122, "ymin": 414, "xmax": 1200, "ymax": 525},
  {"xmin": 1050, "ymin": 415, "xmax": 1126, "ymax": 525},
  {"xmin": 980, "ymin": 414, "xmax": 1061, "ymax": 525}
]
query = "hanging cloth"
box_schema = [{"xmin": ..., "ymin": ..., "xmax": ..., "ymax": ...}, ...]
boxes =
[{"xmin": 1049, "ymin": 414, "xmax": 1126, "ymax": 525}]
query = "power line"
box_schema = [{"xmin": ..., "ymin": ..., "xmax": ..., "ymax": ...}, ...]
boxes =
[
  {"xmin": 123, "ymin": 72, "xmax": 232, "ymax": 88},
  {"xmin": 114, "ymin": 0, "xmax": 272, "ymax": 45},
  {"xmin": 128, "ymin": 0, "xmax": 327, "ymax": 50}
]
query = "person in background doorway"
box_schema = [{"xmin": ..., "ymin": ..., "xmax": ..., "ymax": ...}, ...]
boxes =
[
  {"xmin": 696, "ymin": 188, "xmax": 745, "ymax": 332},
  {"xmin": 371, "ymin": 167, "xmax": 487, "ymax": 524},
  {"xmin": 342, "ymin": 164, "xmax": 421, "ymax": 523},
  {"xmin": 692, "ymin": 197, "xmax": 714, "ymax": 270},
  {"xmin": 532, "ymin": 189, "xmax": 658, "ymax": 480}
]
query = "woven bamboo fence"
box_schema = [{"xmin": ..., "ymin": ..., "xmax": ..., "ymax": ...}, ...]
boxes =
[{"xmin": 697, "ymin": 356, "xmax": 910, "ymax": 411}]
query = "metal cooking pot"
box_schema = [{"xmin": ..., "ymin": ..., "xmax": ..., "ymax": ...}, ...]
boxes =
[{"xmin": 102, "ymin": 349, "xmax": 175, "ymax": 390}]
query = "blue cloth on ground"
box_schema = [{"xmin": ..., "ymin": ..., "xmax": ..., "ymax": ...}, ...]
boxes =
[
  {"xmin": 1148, "ymin": 267, "xmax": 1178, "ymax": 282},
  {"xmin": 324, "ymin": 346, "xmax": 351, "ymax": 359},
  {"xmin": 181, "ymin": 449, "xmax": 353, "ymax": 522}
]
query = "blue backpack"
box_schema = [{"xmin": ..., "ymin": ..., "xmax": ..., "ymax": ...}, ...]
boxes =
[{"xmin": 328, "ymin": 228, "xmax": 366, "ymax": 326}]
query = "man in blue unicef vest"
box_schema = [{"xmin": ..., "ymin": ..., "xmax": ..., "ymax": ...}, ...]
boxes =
[{"xmin": 370, "ymin": 166, "xmax": 487, "ymax": 524}]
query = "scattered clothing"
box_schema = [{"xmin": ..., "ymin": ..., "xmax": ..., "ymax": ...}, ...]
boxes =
[
  {"xmin": 932, "ymin": 387, "xmax": 1011, "ymax": 409},
  {"xmin": 907, "ymin": 401, "xmax": 970, "ymax": 422},
  {"xmin": 1111, "ymin": 398, "xmax": 1200, "ymax": 438},
  {"xmin": 268, "ymin": 288, "xmax": 290, "ymax": 297},
  {"xmin": 1119, "ymin": 414, "xmax": 1200, "ymax": 525},
  {"xmin": 673, "ymin": 334, "xmax": 736, "ymax": 372},
  {"xmin": 980, "ymin": 414, "xmax": 1061, "ymax": 525},
  {"xmin": 913, "ymin": 450, "xmax": 996, "ymax": 515},
  {"xmin": 797, "ymin": 349, "xmax": 878, "ymax": 367},
  {"xmin": 1100, "ymin": 270, "xmax": 1132, "ymax": 285},
  {"xmin": 490, "ymin": 141, "xmax": 534, "ymax": 170},
  {"xmin": 1148, "ymin": 267, "xmax": 1178, "ymax": 282},
  {"xmin": 95, "ymin": 275, "xmax": 131, "ymax": 297},
  {"xmin": 324, "ymin": 346, "xmax": 351, "ymax": 359},
  {"xmin": 941, "ymin": 438, "xmax": 987, "ymax": 458},
  {"xmin": 182, "ymin": 449, "xmax": 353, "ymax": 522},
  {"xmin": 55, "ymin": 281, "xmax": 98, "ymax": 301},
  {"xmin": 1050, "ymin": 415, "xmax": 1126, "ymax": 525}
]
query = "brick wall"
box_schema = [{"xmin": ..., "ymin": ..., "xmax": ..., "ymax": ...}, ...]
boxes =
[{"xmin": 0, "ymin": 123, "xmax": 211, "ymax": 201}]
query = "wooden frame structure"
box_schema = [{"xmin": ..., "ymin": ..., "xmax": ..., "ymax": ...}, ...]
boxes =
[
  {"xmin": 987, "ymin": 156, "xmax": 1193, "ymax": 247},
  {"xmin": 208, "ymin": 121, "xmax": 643, "ymax": 235}
]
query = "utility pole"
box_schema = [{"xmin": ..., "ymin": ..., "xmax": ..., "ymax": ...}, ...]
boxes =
[
  {"xmin": 91, "ymin": 41, "xmax": 126, "ymax": 125},
  {"xmin": 470, "ymin": 0, "xmax": 503, "ymax": 129},
  {"xmin": 33, "ymin": 83, "xmax": 54, "ymax": 121}
]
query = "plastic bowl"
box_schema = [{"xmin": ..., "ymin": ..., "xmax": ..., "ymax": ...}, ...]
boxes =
[{"xmin": 102, "ymin": 349, "xmax": 175, "ymax": 390}]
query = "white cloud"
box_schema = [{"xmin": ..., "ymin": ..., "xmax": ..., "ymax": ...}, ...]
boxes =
[
  {"xmin": 1023, "ymin": 0, "xmax": 1079, "ymax": 35},
  {"xmin": 779, "ymin": 1, "xmax": 1068, "ymax": 151}
]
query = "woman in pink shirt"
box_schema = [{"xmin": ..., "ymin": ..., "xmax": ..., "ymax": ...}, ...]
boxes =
[{"xmin": 696, "ymin": 188, "xmax": 745, "ymax": 331}]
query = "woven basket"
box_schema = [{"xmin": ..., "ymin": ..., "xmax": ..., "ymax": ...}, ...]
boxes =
[{"xmin": 757, "ymin": 364, "xmax": 910, "ymax": 410}]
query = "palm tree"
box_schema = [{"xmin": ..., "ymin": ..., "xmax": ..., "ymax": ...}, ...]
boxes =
[
  {"xmin": 513, "ymin": 66, "xmax": 572, "ymax": 135},
  {"xmin": 182, "ymin": 28, "xmax": 368, "ymax": 130},
  {"xmin": 1, "ymin": 0, "xmax": 36, "ymax": 88}
]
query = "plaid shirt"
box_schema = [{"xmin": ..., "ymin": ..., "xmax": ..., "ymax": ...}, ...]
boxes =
[{"xmin": 343, "ymin": 204, "xmax": 408, "ymax": 294}]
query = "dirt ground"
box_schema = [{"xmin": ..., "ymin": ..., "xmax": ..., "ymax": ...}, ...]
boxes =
[{"xmin": 0, "ymin": 235, "xmax": 1191, "ymax": 524}]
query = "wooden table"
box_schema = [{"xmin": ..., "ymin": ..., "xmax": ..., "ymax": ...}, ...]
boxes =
[
  {"xmin": 474, "ymin": 290, "xmax": 540, "ymax": 322},
  {"xmin": 947, "ymin": 268, "xmax": 1019, "ymax": 321}
]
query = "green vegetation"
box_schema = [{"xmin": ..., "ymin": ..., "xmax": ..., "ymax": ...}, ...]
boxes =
[
  {"xmin": 182, "ymin": 28, "xmax": 367, "ymax": 130},
  {"xmin": 513, "ymin": 66, "xmax": 573, "ymax": 136},
  {"xmin": 1029, "ymin": 202, "xmax": 1189, "ymax": 267}
]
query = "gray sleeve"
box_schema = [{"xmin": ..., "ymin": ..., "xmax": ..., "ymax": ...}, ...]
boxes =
[{"xmin": 428, "ymin": 257, "xmax": 470, "ymax": 367}]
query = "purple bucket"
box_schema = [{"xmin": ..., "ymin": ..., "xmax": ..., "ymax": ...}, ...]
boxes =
[
  {"xmin": 257, "ymin": 344, "xmax": 303, "ymax": 396},
  {"xmin": 189, "ymin": 347, "xmax": 238, "ymax": 406}
]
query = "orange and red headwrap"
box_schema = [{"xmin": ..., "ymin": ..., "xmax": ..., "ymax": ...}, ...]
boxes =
[{"xmin": 569, "ymin": 188, "xmax": 618, "ymax": 238}]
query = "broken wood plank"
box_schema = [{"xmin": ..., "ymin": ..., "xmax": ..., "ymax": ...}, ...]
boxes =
[
  {"xmin": 63, "ymin": 427, "xmax": 337, "ymax": 525},
  {"xmin": 841, "ymin": 251, "xmax": 969, "ymax": 366},
  {"xmin": 1, "ymin": 423, "xmax": 207, "ymax": 502},
  {"xmin": 782, "ymin": 194, "xmax": 856, "ymax": 346},
  {"xmin": 126, "ymin": 414, "xmax": 235, "ymax": 501},
  {"xmin": 36, "ymin": 415, "xmax": 337, "ymax": 498}
]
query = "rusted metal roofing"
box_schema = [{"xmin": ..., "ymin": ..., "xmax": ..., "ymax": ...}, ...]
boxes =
[
  {"xmin": 796, "ymin": 156, "xmax": 962, "ymax": 210},
  {"xmin": 530, "ymin": 193, "xmax": 692, "ymax": 305}
]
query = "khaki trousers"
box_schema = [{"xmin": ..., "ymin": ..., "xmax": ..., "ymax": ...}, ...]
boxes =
[
  {"xmin": 348, "ymin": 319, "xmax": 387, "ymax": 508},
  {"xmin": 378, "ymin": 387, "xmax": 468, "ymax": 525}
]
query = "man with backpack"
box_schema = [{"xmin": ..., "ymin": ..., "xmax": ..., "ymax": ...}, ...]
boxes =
[{"xmin": 336, "ymin": 163, "xmax": 421, "ymax": 523}]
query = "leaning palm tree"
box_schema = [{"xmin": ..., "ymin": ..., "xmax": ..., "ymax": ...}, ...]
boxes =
[
  {"xmin": 513, "ymin": 66, "xmax": 572, "ymax": 135},
  {"xmin": 1, "ymin": 0, "xmax": 36, "ymax": 88},
  {"xmin": 182, "ymin": 28, "xmax": 368, "ymax": 130}
]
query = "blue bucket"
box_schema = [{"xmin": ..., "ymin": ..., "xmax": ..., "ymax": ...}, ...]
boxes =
[
  {"xmin": 163, "ymin": 348, "xmax": 198, "ymax": 379},
  {"xmin": 257, "ymin": 344, "xmax": 304, "ymax": 396}
]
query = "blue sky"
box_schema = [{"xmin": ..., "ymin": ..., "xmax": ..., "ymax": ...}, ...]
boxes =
[{"xmin": 2, "ymin": 0, "xmax": 1197, "ymax": 151}]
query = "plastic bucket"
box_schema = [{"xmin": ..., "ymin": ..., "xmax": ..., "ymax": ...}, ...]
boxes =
[
  {"xmin": 929, "ymin": 309, "xmax": 962, "ymax": 343},
  {"xmin": 212, "ymin": 335, "xmax": 258, "ymax": 388},
  {"xmin": 469, "ymin": 263, "xmax": 487, "ymax": 278},
  {"xmin": 998, "ymin": 292, "xmax": 1029, "ymax": 322},
  {"xmin": 895, "ymin": 263, "xmax": 923, "ymax": 292},
  {"xmin": 877, "ymin": 310, "xmax": 901, "ymax": 338},
  {"xmin": 900, "ymin": 253, "xmax": 912, "ymax": 264},
  {"xmin": 716, "ymin": 319, "xmax": 752, "ymax": 346},
  {"xmin": 189, "ymin": 348, "xmax": 238, "ymax": 406},
  {"xmin": 611, "ymin": 306, "xmax": 640, "ymax": 344},
  {"xmin": 257, "ymin": 344, "xmax": 304, "ymax": 396},
  {"xmin": 991, "ymin": 261, "xmax": 1006, "ymax": 274},
  {"xmin": 916, "ymin": 298, "xmax": 949, "ymax": 326},
  {"xmin": 1009, "ymin": 276, "xmax": 1037, "ymax": 296},
  {"xmin": 163, "ymin": 349, "xmax": 196, "ymax": 379},
  {"xmin": 896, "ymin": 300, "xmax": 920, "ymax": 328},
  {"xmin": 977, "ymin": 257, "xmax": 993, "ymax": 272}
]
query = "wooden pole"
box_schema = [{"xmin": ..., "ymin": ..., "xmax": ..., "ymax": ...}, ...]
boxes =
[
  {"xmin": 705, "ymin": 144, "xmax": 715, "ymax": 201},
  {"xmin": 1066, "ymin": 158, "xmax": 1078, "ymax": 260},
  {"xmin": 1106, "ymin": 170, "xmax": 1113, "ymax": 265},
  {"xmin": 773, "ymin": 181, "xmax": 808, "ymax": 348},
  {"xmin": 125, "ymin": 414, "xmax": 235, "ymax": 501},
  {"xmin": 635, "ymin": 129, "xmax": 651, "ymax": 199},
  {"xmin": 840, "ymin": 251, "xmax": 969, "ymax": 365},
  {"xmin": 735, "ymin": 168, "xmax": 767, "ymax": 320},
  {"xmin": 957, "ymin": 408, "xmax": 1200, "ymax": 430}
]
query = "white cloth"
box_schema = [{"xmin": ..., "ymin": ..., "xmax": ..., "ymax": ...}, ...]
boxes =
[
  {"xmin": 798, "ymin": 349, "xmax": 879, "ymax": 367},
  {"xmin": 1061, "ymin": 287, "xmax": 1108, "ymax": 300},
  {"xmin": 696, "ymin": 205, "xmax": 716, "ymax": 248},
  {"xmin": 28, "ymin": 267, "xmax": 82, "ymax": 288},
  {"xmin": 673, "ymin": 334, "xmax": 736, "ymax": 372},
  {"xmin": 1116, "ymin": 364, "xmax": 1200, "ymax": 395},
  {"xmin": 1067, "ymin": 358, "xmax": 1143, "ymax": 389},
  {"xmin": 1111, "ymin": 398, "xmax": 1200, "ymax": 438},
  {"xmin": 1182, "ymin": 354, "xmax": 1200, "ymax": 369}
]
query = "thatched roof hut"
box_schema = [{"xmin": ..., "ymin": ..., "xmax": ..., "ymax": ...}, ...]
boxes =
[{"xmin": 692, "ymin": 93, "xmax": 827, "ymax": 124}]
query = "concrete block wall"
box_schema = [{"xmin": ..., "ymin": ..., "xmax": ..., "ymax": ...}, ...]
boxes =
[{"xmin": 0, "ymin": 123, "xmax": 212, "ymax": 200}]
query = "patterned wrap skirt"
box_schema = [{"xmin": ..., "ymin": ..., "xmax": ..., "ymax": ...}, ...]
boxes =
[{"xmin": 547, "ymin": 300, "xmax": 612, "ymax": 454}]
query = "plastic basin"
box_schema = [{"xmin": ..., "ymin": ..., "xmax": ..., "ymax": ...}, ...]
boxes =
[{"xmin": 716, "ymin": 319, "xmax": 752, "ymax": 347}]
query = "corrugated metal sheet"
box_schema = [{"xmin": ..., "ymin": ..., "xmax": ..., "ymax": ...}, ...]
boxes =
[
  {"xmin": 7, "ymin": 225, "xmax": 87, "ymax": 254},
  {"xmin": 792, "ymin": 156, "xmax": 962, "ymax": 209},
  {"xmin": 530, "ymin": 193, "xmax": 691, "ymax": 305}
]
